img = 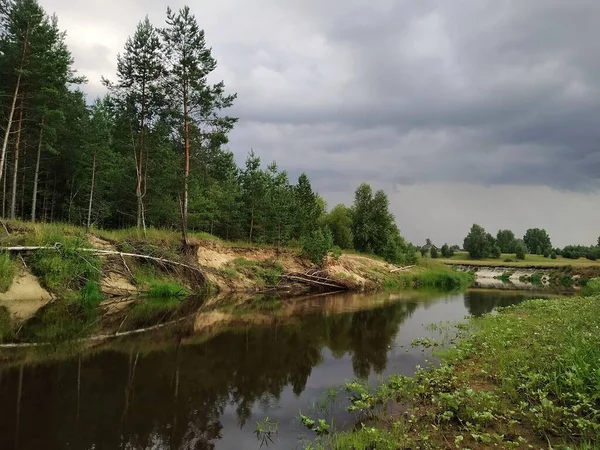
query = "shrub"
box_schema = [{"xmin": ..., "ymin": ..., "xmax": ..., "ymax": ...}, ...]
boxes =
[
  {"xmin": 441, "ymin": 244, "xmax": 451, "ymax": 258},
  {"xmin": 584, "ymin": 278, "xmax": 600, "ymax": 296},
  {"xmin": 331, "ymin": 245, "xmax": 343, "ymax": 261},
  {"xmin": 490, "ymin": 245, "xmax": 501, "ymax": 259},
  {"xmin": 420, "ymin": 247, "xmax": 428, "ymax": 257},
  {"xmin": 430, "ymin": 247, "xmax": 439, "ymax": 259},
  {"xmin": 514, "ymin": 241, "xmax": 527, "ymax": 260},
  {"xmin": 301, "ymin": 228, "xmax": 334, "ymax": 266},
  {"xmin": 550, "ymin": 252, "xmax": 557, "ymax": 260},
  {"xmin": 543, "ymin": 248, "xmax": 550, "ymax": 258}
]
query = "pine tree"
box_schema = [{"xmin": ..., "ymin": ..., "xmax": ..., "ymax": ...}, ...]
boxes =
[
  {"xmin": 162, "ymin": 5, "xmax": 237, "ymax": 244},
  {"xmin": 103, "ymin": 16, "xmax": 164, "ymax": 232}
]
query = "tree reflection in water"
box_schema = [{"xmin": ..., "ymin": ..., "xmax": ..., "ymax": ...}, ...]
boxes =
[{"xmin": 0, "ymin": 299, "xmax": 419, "ymax": 450}]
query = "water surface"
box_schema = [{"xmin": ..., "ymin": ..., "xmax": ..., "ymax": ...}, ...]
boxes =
[{"xmin": 0, "ymin": 289, "xmax": 563, "ymax": 449}]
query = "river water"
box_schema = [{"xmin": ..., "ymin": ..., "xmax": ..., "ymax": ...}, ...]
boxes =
[{"xmin": 0, "ymin": 289, "xmax": 565, "ymax": 450}]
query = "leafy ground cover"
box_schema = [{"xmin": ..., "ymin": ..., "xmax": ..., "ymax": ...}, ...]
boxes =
[{"xmin": 303, "ymin": 295, "xmax": 600, "ymax": 449}]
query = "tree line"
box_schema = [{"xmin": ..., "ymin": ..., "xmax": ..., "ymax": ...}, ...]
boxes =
[
  {"xmin": 0, "ymin": 0, "xmax": 415, "ymax": 264},
  {"xmin": 423, "ymin": 224, "xmax": 600, "ymax": 261}
]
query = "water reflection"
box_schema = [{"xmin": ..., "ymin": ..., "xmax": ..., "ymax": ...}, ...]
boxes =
[{"xmin": 0, "ymin": 289, "xmax": 551, "ymax": 450}]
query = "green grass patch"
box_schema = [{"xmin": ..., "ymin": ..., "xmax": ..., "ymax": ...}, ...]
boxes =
[
  {"xmin": 0, "ymin": 252, "xmax": 16, "ymax": 292},
  {"xmin": 383, "ymin": 267, "xmax": 473, "ymax": 291},
  {"xmin": 131, "ymin": 265, "xmax": 188, "ymax": 297},
  {"xmin": 28, "ymin": 246, "xmax": 101, "ymax": 294},
  {"xmin": 147, "ymin": 281, "xmax": 188, "ymax": 299},
  {"xmin": 312, "ymin": 296, "xmax": 600, "ymax": 449},
  {"xmin": 439, "ymin": 251, "xmax": 600, "ymax": 268},
  {"xmin": 230, "ymin": 258, "xmax": 284, "ymax": 286},
  {"xmin": 584, "ymin": 278, "xmax": 600, "ymax": 295}
]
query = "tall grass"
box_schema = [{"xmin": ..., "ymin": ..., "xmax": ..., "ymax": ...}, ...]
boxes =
[
  {"xmin": 383, "ymin": 266, "xmax": 473, "ymax": 291},
  {"xmin": 0, "ymin": 252, "xmax": 16, "ymax": 292}
]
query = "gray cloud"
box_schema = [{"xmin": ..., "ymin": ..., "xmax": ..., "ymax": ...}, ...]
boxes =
[{"xmin": 39, "ymin": 0, "xmax": 600, "ymax": 245}]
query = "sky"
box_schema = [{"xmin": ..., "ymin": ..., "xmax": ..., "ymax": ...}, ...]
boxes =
[{"xmin": 40, "ymin": 0, "xmax": 600, "ymax": 247}]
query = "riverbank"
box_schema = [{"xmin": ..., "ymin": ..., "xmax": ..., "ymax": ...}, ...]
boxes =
[
  {"xmin": 0, "ymin": 221, "xmax": 472, "ymax": 346},
  {"xmin": 311, "ymin": 295, "xmax": 600, "ymax": 449}
]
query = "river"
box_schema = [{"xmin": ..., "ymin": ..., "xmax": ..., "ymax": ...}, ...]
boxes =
[{"xmin": 0, "ymin": 289, "xmax": 566, "ymax": 450}]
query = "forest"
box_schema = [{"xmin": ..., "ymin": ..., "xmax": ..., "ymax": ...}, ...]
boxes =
[{"xmin": 0, "ymin": 0, "xmax": 414, "ymax": 264}]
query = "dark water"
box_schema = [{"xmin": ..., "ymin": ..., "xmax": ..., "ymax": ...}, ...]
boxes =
[{"xmin": 0, "ymin": 289, "xmax": 562, "ymax": 450}]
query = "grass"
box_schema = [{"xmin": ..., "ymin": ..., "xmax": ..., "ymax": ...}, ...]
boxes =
[
  {"xmin": 131, "ymin": 265, "xmax": 189, "ymax": 297},
  {"xmin": 0, "ymin": 252, "xmax": 16, "ymax": 292},
  {"xmin": 439, "ymin": 251, "xmax": 600, "ymax": 268},
  {"xmin": 307, "ymin": 296, "xmax": 600, "ymax": 449},
  {"xmin": 383, "ymin": 261, "xmax": 474, "ymax": 292},
  {"xmin": 229, "ymin": 257, "xmax": 284, "ymax": 286}
]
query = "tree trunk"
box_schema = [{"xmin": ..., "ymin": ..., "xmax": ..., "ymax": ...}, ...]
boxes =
[
  {"xmin": 181, "ymin": 91, "xmax": 190, "ymax": 245},
  {"xmin": 0, "ymin": 28, "xmax": 28, "ymax": 187},
  {"xmin": 10, "ymin": 103, "xmax": 24, "ymax": 219},
  {"xmin": 86, "ymin": 152, "xmax": 96, "ymax": 233},
  {"xmin": 1, "ymin": 155, "xmax": 6, "ymax": 218},
  {"xmin": 31, "ymin": 119, "xmax": 44, "ymax": 222},
  {"xmin": 20, "ymin": 139, "xmax": 27, "ymax": 218},
  {"xmin": 136, "ymin": 84, "xmax": 147, "ymax": 234}
]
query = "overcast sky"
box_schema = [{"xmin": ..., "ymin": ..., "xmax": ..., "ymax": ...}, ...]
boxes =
[{"xmin": 40, "ymin": 0, "xmax": 600, "ymax": 247}]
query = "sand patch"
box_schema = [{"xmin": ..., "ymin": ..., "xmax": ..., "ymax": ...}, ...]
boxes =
[{"xmin": 0, "ymin": 269, "xmax": 52, "ymax": 320}]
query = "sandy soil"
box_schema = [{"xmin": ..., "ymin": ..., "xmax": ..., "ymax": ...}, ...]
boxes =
[{"xmin": 0, "ymin": 269, "xmax": 52, "ymax": 321}]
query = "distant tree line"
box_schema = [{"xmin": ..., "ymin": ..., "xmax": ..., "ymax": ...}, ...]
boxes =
[
  {"xmin": 458, "ymin": 224, "xmax": 600, "ymax": 261},
  {"xmin": 0, "ymin": 1, "xmax": 415, "ymax": 264}
]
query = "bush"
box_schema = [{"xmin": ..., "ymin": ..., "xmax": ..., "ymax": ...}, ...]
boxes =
[
  {"xmin": 440, "ymin": 243, "xmax": 453, "ymax": 258},
  {"xmin": 463, "ymin": 224, "xmax": 491, "ymax": 259},
  {"xmin": 550, "ymin": 252, "xmax": 557, "ymax": 260},
  {"xmin": 490, "ymin": 245, "xmax": 501, "ymax": 259},
  {"xmin": 543, "ymin": 248, "xmax": 550, "ymax": 258},
  {"xmin": 331, "ymin": 245, "xmax": 343, "ymax": 261},
  {"xmin": 430, "ymin": 247, "xmax": 439, "ymax": 259},
  {"xmin": 514, "ymin": 240, "xmax": 527, "ymax": 260},
  {"xmin": 420, "ymin": 247, "xmax": 428, "ymax": 257},
  {"xmin": 301, "ymin": 228, "xmax": 333, "ymax": 266},
  {"xmin": 584, "ymin": 278, "xmax": 600, "ymax": 296}
]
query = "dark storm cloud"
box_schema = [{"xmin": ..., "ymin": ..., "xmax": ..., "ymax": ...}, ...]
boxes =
[{"xmin": 38, "ymin": 0, "xmax": 600, "ymax": 244}]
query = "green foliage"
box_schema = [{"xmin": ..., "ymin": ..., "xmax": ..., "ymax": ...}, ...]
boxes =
[
  {"xmin": 384, "ymin": 267, "xmax": 473, "ymax": 291},
  {"xmin": 441, "ymin": 243, "xmax": 454, "ymax": 258},
  {"xmin": 463, "ymin": 224, "xmax": 491, "ymax": 259},
  {"xmin": 301, "ymin": 228, "xmax": 333, "ymax": 266},
  {"xmin": 147, "ymin": 282, "xmax": 188, "ymax": 299},
  {"xmin": 231, "ymin": 258, "xmax": 284, "ymax": 286},
  {"xmin": 584, "ymin": 278, "xmax": 600, "ymax": 296},
  {"xmin": 29, "ymin": 243, "xmax": 101, "ymax": 293},
  {"xmin": 490, "ymin": 245, "xmax": 501, "ymax": 259},
  {"xmin": 322, "ymin": 204, "xmax": 353, "ymax": 249},
  {"xmin": 514, "ymin": 240, "xmax": 528, "ymax": 260},
  {"xmin": 254, "ymin": 417, "xmax": 278, "ymax": 448},
  {"xmin": 0, "ymin": 252, "xmax": 16, "ymax": 292},
  {"xmin": 523, "ymin": 228, "xmax": 552, "ymax": 255},
  {"xmin": 430, "ymin": 246, "xmax": 439, "ymax": 259},
  {"xmin": 496, "ymin": 229, "xmax": 516, "ymax": 253},
  {"xmin": 320, "ymin": 296, "xmax": 600, "ymax": 448}
]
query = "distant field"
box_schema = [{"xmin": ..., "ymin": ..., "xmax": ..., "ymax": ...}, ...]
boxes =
[{"xmin": 437, "ymin": 252, "xmax": 600, "ymax": 268}]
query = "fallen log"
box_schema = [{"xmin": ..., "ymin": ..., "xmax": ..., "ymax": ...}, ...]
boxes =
[
  {"xmin": 280, "ymin": 274, "xmax": 347, "ymax": 290},
  {"xmin": 390, "ymin": 265, "xmax": 415, "ymax": 273}
]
